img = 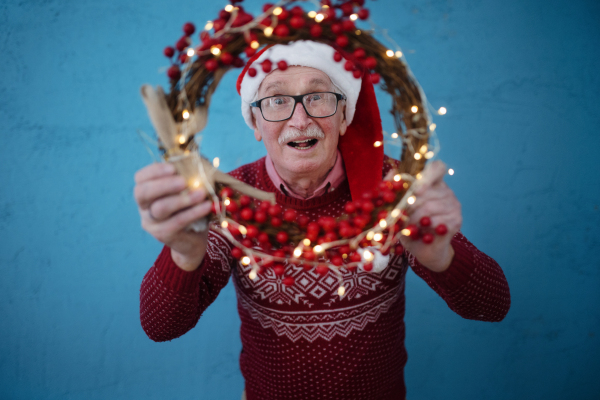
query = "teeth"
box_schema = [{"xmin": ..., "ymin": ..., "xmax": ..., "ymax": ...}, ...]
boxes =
[{"xmin": 291, "ymin": 139, "xmax": 314, "ymax": 144}]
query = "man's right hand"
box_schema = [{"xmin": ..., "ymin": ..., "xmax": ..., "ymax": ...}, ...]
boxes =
[{"xmin": 134, "ymin": 162, "xmax": 213, "ymax": 271}]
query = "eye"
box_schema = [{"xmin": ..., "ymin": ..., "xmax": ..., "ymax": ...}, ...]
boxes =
[
  {"xmin": 269, "ymin": 96, "xmax": 290, "ymax": 107},
  {"xmin": 306, "ymin": 93, "xmax": 323, "ymax": 102}
]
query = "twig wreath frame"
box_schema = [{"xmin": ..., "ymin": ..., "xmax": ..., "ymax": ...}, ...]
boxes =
[{"xmin": 140, "ymin": 0, "xmax": 446, "ymax": 295}]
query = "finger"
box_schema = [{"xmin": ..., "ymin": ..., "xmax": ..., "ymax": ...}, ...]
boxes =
[
  {"xmin": 405, "ymin": 183, "xmax": 453, "ymax": 214},
  {"xmin": 134, "ymin": 162, "xmax": 176, "ymax": 184},
  {"xmin": 135, "ymin": 175, "xmax": 187, "ymax": 210},
  {"xmin": 150, "ymin": 189, "xmax": 208, "ymax": 221},
  {"xmin": 414, "ymin": 160, "xmax": 447, "ymax": 195},
  {"xmin": 159, "ymin": 201, "xmax": 213, "ymax": 235}
]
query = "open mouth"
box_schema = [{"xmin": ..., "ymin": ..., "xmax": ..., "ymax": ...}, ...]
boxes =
[{"xmin": 287, "ymin": 138, "xmax": 318, "ymax": 150}]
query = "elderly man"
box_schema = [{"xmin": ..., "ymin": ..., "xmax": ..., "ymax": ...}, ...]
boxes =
[{"xmin": 135, "ymin": 41, "xmax": 510, "ymax": 400}]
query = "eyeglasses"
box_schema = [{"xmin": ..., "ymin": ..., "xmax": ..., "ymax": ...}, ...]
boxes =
[{"xmin": 250, "ymin": 92, "xmax": 346, "ymax": 122}]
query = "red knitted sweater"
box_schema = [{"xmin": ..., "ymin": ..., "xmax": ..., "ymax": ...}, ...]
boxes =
[{"xmin": 140, "ymin": 157, "xmax": 511, "ymax": 400}]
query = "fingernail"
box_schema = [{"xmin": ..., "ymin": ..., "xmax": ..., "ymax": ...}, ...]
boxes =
[{"xmin": 190, "ymin": 189, "xmax": 206, "ymax": 201}]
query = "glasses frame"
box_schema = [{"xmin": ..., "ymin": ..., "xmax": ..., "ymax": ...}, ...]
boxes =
[{"xmin": 250, "ymin": 92, "xmax": 346, "ymax": 122}]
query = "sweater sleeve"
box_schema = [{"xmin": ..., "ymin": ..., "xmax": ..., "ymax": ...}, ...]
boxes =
[
  {"xmin": 139, "ymin": 230, "xmax": 234, "ymax": 342},
  {"xmin": 407, "ymin": 232, "xmax": 511, "ymax": 322}
]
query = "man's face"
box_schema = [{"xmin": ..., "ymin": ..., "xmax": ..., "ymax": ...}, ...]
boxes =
[{"xmin": 252, "ymin": 66, "xmax": 347, "ymax": 181}]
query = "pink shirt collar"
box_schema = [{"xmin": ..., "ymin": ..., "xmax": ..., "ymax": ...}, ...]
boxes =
[{"xmin": 265, "ymin": 150, "xmax": 346, "ymax": 200}]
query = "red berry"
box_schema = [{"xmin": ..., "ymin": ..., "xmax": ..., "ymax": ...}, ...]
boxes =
[
  {"xmin": 220, "ymin": 52, "xmax": 234, "ymax": 65},
  {"xmin": 274, "ymin": 24, "xmax": 290, "ymax": 37},
  {"xmin": 245, "ymin": 47, "xmax": 256, "ymax": 57},
  {"xmin": 233, "ymin": 57, "xmax": 245, "ymax": 68},
  {"xmin": 339, "ymin": 245, "xmax": 351, "ymax": 255},
  {"xmin": 259, "ymin": 200, "xmax": 271, "ymax": 210},
  {"xmin": 406, "ymin": 224, "xmax": 420, "ymax": 240},
  {"xmin": 274, "ymin": 249, "xmax": 286, "ymax": 259},
  {"xmin": 200, "ymin": 31, "xmax": 210, "ymax": 41},
  {"xmin": 319, "ymin": 217, "xmax": 337, "ymax": 232},
  {"xmin": 331, "ymin": 256, "xmax": 343, "ymax": 266},
  {"xmin": 205, "ymin": 58, "xmax": 219, "ymax": 71},
  {"xmin": 303, "ymin": 250, "xmax": 316, "ymax": 261},
  {"xmin": 364, "ymin": 56, "xmax": 377, "ymax": 70},
  {"xmin": 291, "ymin": 6, "xmax": 304, "ymax": 16},
  {"xmin": 176, "ymin": 37, "xmax": 189, "ymax": 52},
  {"xmin": 298, "ymin": 215, "xmax": 309, "ymax": 227},
  {"xmin": 331, "ymin": 23, "xmax": 343, "ymax": 35},
  {"xmin": 307, "ymin": 222, "xmax": 320, "ymax": 235},
  {"xmin": 239, "ymin": 195, "xmax": 251, "ymax": 207},
  {"xmin": 277, "ymin": 8, "xmax": 289, "ymax": 20},
  {"xmin": 353, "ymin": 69, "xmax": 362, "ymax": 79},
  {"xmin": 263, "ymin": 3, "xmax": 274, "ymax": 12},
  {"xmin": 246, "ymin": 225, "xmax": 259, "ymax": 239},
  {"xmin": 336, "ymin": 35, "xmax": 349, "ymax": 47},
  {"xmin": 350, "ymin": 252, "xmax": 362, "ymax": 262},
  {"xmin": 344, "ymin": 201, "xmax": 356, "ymax": 213},
  {"xmin": 363, "ymin": 263, "xmax": 373, "ymax": 272},
  {"xmin": 290, "ymin": 16, "xmax": 305, "ymax": 29},
  {"xmin": 277, "ymin": 60, "xmax": 288, "ymax": 71},
  {"xmin": 435, "ymin": 224, "xmax": 448, "ymax": 235},
  {"xmin": 183, "ymin": 22, "xmax": 195, "ymax": 36},
  {"xmin": 213, "ymin": 19, "xmax": 226, "ymax": 32},
  {"xmin": 333, "ymin": 51, "xmax": 343, "ymax": 63},
  {"xmin": 395, "ymin": 244, "xmax": 404, "ymax": 254},
  {"xmin": 163, "ymin": 46, "xmax": 175, "ymax": 58},
  {"xmin": 219, "ymin": 10, "xmax": 231, "ymax": 20},
  {"xmin": 167, "ymin": 65, "xmax": 181, "ymax": 80},
  {"xmin": 260, "ymin": 17, "xmax": 272, "ymax": 27},
  {"xmin": 240, "ymin": 207, "xmax": 254, "ymax": 221},
  {"xmin": 341, "ymin": 2, "xmax": 354, "ymax": 16},
  {"xmin": 271, "ymin": 217, "xmax": 282, "ymax": 227},
  {"xmin": 276, "ymin": 231, "xmax": 289, "ymax": 244},
  {"xmin": 254, "ymin": 210, "xmax": 267, "ymax": 223},
  {"xmin": 247, "ymin": 67, "xmax": 257, "ymax": 77},
  {"xmin": 391, "ymin": 180, "xmax": 405, "ymax": 191},
  {"xmin": 344, "ymin": 60, "xmax": 354, "ymax": 71},
  {"xmin": 316, "ymin": 264, "xmax": 329, "ymax": 276},
  {"xmin": 231, "ymin": 247, "xmax": 243, "ymax": 259},
  {"xmin": 324, "ymin": 231, "xmax": 338, "ymax": 242},
  {"xmin": 283, "ymin": 276, "xmax": 295, "ymax": 286},
  {"xmin": 283, "ymin": 209, "xmax": 297, "ymax": 222},
  {"xmin": 306, "ymin": 232, "xmax": 318, "ymax": 242},
  {"xmin": 383, "ymin": 190, "xmax": 396, "ymax": 203},
  {"xmin": 322, "ymin": 7, "xmax": 336, "ymax": 20},
  {"xmin": 242, "ymin": 239, "xmax": 253, "ymax": 248},
  {"xmin": 422, "ymin": 233, "xmax": 434, "ymax": 244},
  {"xmin": 353, "ymin": 48, "xmax": 366, "ymax": 60},
  {"xmin": 420, "ymin": 216, "xmax": 431, "ymax": 227},
  {"xmin": 339, "ymin": 226, "xmax": 353, "ymax": 238},
  {"xmin": 268, "ymin": 204, "xmax": 282, "ymax": 217},
  {"xmin": 358, "ymin": 8, "xmax": 369, "ymax": 20},
  {"xmin": 361, "ymin": 200, "xmax": 374, "ymax": 213},
  {"xmin": 342, "ymin": 19, "xmax": 355, "ymax": 31},
  {"xmin": 220, "ymin": 187, "xmax": 234, "ymax": 198},
  {"xmin": 377, "ymin": 210, "xmax": 388, "ymax": 221},
  {"xmin": 321, "ymin": 0, "xmax": 332, "ymax": 6},
  {"xmin": 310, "ymin": 24, "xmax": 323, "ymax": 37},
  {"xmin": 258, "ymin": 232, "xmax": 270, "ymax": 244},
  {"xmin": 261, "ymin": 59, "xmax": 272, "ymax": 73},
  {"xmin": 273, "ymin": 264, "xmax": 285, "ymax": 276},
  {"xmin": 226, "ymin": 200, "xmax": 238, "ymax": 213},
  {"xmin": 370, "ymin": 73, "xmax": 381, "ymax": 84}
]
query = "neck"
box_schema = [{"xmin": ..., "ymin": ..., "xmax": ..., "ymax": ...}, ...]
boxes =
[{"xmin": 275, "ymin": 155, "xmax": 337, "ymax": 199}]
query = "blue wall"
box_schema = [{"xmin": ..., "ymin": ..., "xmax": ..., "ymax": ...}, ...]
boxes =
[{"xmin": 1, "ymin": 0, "xmax": 598, "ymax": 399}]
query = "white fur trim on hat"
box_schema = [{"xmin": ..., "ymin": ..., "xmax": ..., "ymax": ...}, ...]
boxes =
[{"xmin": 239, "ymin": 41, "xmax": 361, "ymax": 130}]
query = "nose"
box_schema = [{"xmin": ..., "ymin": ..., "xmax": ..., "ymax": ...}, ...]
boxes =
[{"xmin": 287, "ymin": 102, "xmax": 311, "ymax": 130}]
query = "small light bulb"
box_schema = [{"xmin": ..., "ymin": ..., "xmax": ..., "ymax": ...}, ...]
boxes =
[
  {"xmin": 425, "ymin": 151, "xmax": 434, "ymax": 159},
  {"xmin": 407, "ymin": 196, "xmax": 416, "ymax": 205},
  {"xmin": 395, "ymin": 50, "xmax": 403, "ymax": 58},
  {"xmin": 224, "ymin": 4, "xmax": 234, "ymax": 12},
  {"xmin": 373, "ymin": 233, "xmax": 383, "ymax": 242},
  {"xmin": 187, "ymin": 48, "xmax": 195, "ymax": 57},
  {"xmin": 212, "ymin": 157, "xmax": 220, "ymax": 168},
  {"xmin": 391, "ymin": 209, "xmax": 400, "ymax": 218},
  {"xmin": 238, "ymin": 225, "xmax": 247, "ymax": 235},
  {"xmin": 249, "ymin": 270, "xmax": 257, "ymax": 280},
  {"xmin": 373, "ymin": 141, "xmax": 382, "ymax": 147},
  {"xmin": 205, "ymin": 21, "xmax": 214, "ymax": 30},
  {"xmin": 303, "ymin": 238, "xmax": 311, "ymax": 246},
  {"xmin": 182, "ymin": 109, "xmax": 190, "ymax": 120},
  {"xmin": 313, "ymin": 245, "xmax": 323, "ymax": 253},
  {"xmin": 242, "ymin": 256, "xmax": 251, "ymax": 265},
  {"xmin": 438, "ymin": 107, "xmax": 447, "ymax": 115},
  {"xmin": 386, "ymin": 49, "xmax": 394, "ymax": 57},
  {"xmin": 363, "ymin": 250, "xmax": 374, "ymax": 261},
  {"xmin": 322, "ymin": 4, "xmax": 330, "ymax": 9},
  {"xmin": 250, "ymin": 40, "xmax": 259, "ymax": 49},
  {"xmin": 355, "ymin": 30, "xmax": 361, "ymax": 35},
  {"xmin": 224, "ymin": 198, "xmax": 231, "ymax": 206},
  {"xmin": 315, "ymin": 13, "xmax": 324, "ymax": 22},
  {"xmin": 403, "ymin": 182, "xmax": 409, "ymax": 189},
  {"xmin": 379, "ymin": 219, "xmax": 387, "ymax": 228},
  {"xmin": 391, "ymin": 132, "xmax": 399, "ymax": 139},
  {"xmin": 293, "ymin": 248, "xmax": 302, "ymax": 257},
  {"xmin": 178, "ymin": 135, "xmax": 186, "ymax": 144},
  {"xmin": 420, "ymin": 144, "xmax": 428, "ymax": 153},
  {"xmin": 366, "ymin": 231, "xmax": 374, "ymax": 240},
  {"xmin": 401, "ymin": 228, "xmax": 411, "ymax": 236},
  {"xmin": 350, "ymin": 13, "xmax": 358, "ymax": 21},
  {"xmin": 429, "ymin": 123, "xmax": 437, "ymax": 131},
  {"xmin": 448, "ymin": 168, "xmax": 455, "ymax": 176},
  {"xmin": 416, "ymin": 173, "xmax": 422, "ymax": 180},
  {"xmin": 393, "ymin": 174, "xmax": 401, "ymax": 182},
  {"xmin": 414, "ymin": 153, "xmax": 422, "ymax": 160},
  {"xmin": 338, "ymin": 286, "xmax": 346, "ymax": 296},
  {"xmin": 273, "ymin": 7, "xmax": 283, "ymax": 16},
  {"xmin": 411, "ymin": 105, "xmax": 418, "ymax": 113},
  {"xmin": 308, "ymin": 11, "xmax": 317, "ymax": 18},
  {"xmin": 264, "ymin": 26, "xmax": 274, "ymax": 37},
  {"xmin": 211, "ymin": 46, "xmax": 221, "ymax": 56},
  {"xmin": 221, "ymin": 221, "xmax": 228, "ymax": 228}
]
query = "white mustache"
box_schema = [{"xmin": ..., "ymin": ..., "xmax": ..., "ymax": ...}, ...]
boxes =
[{"xmin": 278, "ymin": 125, "xmax": 325, "ymax": 145}]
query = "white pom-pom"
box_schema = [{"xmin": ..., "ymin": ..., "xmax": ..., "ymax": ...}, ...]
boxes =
[{"xmin": 357, "ymin": 247, "xmax": 389, "ymax": 273}]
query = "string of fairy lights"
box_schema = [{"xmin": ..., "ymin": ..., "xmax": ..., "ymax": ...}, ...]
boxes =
[{"xmin": 152, "ymin": 0, "xmax": 455, "ymax": 297}]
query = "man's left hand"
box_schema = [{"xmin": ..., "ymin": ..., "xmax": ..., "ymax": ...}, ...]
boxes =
[{"xmin": 398, "ymin": 160, "xmax": 462, "ymax": 272}]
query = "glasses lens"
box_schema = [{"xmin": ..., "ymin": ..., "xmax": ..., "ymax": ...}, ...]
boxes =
[
  {"xmin": 303, "ymin": 92, "xmax": 337, "ymax": 117},
  {"xmin": 261, "ymin": 96, "xmax": 294, "ymax": 121}
]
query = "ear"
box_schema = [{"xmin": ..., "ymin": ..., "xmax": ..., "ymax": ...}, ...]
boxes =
[
  {"xmin": 251, "ymin": 109, "xmax": 262, "ymax": 141},
  {"xmin": 339, "ymin": 104, "xmax": 348, "ymax": 136}
]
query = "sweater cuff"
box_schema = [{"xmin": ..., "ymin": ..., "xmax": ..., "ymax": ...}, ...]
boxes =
[
  {"xmin": 153, "ymin": 245, "xmax": 207, "ymax": 294},
  {"xmin": 419, "ymin": 238, "xmax": 475, "ymax": 291}
]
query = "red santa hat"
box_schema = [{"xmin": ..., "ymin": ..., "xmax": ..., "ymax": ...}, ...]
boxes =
[{"xmin": 237, "ymin": 40, "xmax": 383, "ymax": 201}]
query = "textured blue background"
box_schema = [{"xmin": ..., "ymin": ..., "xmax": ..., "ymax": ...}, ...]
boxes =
[{"xmin": 1, "ymin": 0, "xmax": 599, "ymax": 399}]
